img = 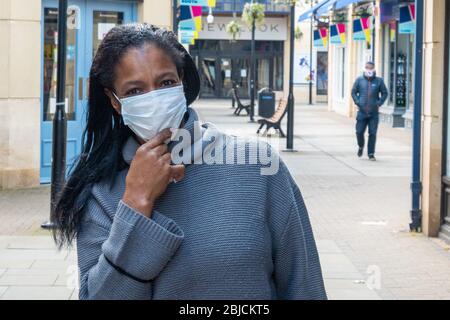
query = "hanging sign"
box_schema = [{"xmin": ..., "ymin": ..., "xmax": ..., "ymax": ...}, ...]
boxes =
[
  {"xmin": 179, "ymin": 5, "xmax": 202, "ymax": 31},
  {"xmin": 399, "ymin": 4, "xmax": 415, "ymax": 34},
  {"xmin": 353, "ymin": 17, "xmax": 371, "ymax": 42},
  {"xmin": 179, "ymin": 30, "xmax": 199, "ymax": 39},
  {"xmin": 314, "ymin": 28, "xmax": 328, "ymax": 47},
  {"xmin": 389, "ymin": 21, "xmax": 396, "ymax": 42},
  {"xmin": 329, "ymin": 23, "xmax": 346, "ymax": 45},
  {"xmin": 67, "ymin": 5, "xmax": 81, "ymax": 30},
  {"xmin": 181, "ymin": 0, "xmax": 216, "ymax": 7}
]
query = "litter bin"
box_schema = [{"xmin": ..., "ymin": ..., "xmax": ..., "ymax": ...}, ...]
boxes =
[{"xmin": 258, "ymin": 88, "xmax": 275, "ymax": 118}]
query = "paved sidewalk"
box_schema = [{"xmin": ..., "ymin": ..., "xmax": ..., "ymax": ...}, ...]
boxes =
[{"xmin": 1, "ymin": 99, "xmax": 450, "ymax": 300}]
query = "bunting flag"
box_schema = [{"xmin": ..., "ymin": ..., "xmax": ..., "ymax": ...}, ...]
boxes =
[
  {"xmin": 399, "ymin": 4, "xmax": 415, "ymax": 34},
  {"xmin": 329, "ymin": 23, "xmax": 346, "ymax": 45},
  {"xmin": 178, "ymin": 16, "xmax": 202, "ymax": 31},
  {"xmin": 314, "ymin": 28, "xmax": 328, "ymax": 47},
  {"xmin": 178, "ymin": 3, "xmax": 202, "ymax": 45},
  {"xmin": 179, "ymin": 30, "xmax": 199, "ymax": 39},
  {"xmin": 181, "ymin": 0, "xmax": 216, "ymax": 7},
  {"xmin": 353, "ymin": 17, "xmax": 371, "ymax": 43},
  {"xmin": 389, "ymin": 21, "xmax": 396, "ymax": 42},
  {"xmin": 178, "ymin": 0, "xmax": 216, "ymax": 45}
]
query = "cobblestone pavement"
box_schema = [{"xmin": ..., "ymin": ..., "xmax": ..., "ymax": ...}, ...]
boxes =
[{"xmin": 1, "ymin": 99, "xmax": 450, "ymax": 300}]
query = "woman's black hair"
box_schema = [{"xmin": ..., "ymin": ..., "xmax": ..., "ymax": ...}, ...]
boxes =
[{"xmin": 52, "ymin": 23, "xmax": 185, "ymax": 248}]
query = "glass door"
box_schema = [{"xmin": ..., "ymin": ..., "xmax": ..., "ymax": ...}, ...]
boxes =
[
  {"xmin": 198, "ymin": 57, "xmax": 218, "ymax": 98},
  {"xmin": 256, "ymin": 58, "xmax": 270, "ymax": 92},
  {"xmin": 233, "ymin": 58, "xmax": 250, "ymax": 99},
  {"xmin": 41, "ymin": 0, "xmax": 86, "ymax": 183},
  {"xmin": 40, "ymin": 0, "xmax": 136, "ymax": 183},
  {"xmin": 219, "ymin": 58, "xmax": 233, "ymax": 98}
]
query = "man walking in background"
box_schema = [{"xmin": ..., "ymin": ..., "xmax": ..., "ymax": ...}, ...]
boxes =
[{"xmin": 351, "ymin": 61, "xmax": 389, "ymax": 161}]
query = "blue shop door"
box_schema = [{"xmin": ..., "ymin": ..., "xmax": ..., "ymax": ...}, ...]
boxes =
[{"xmin": 40, "ymin": 0, "xmax": 136, "ymax": 183}]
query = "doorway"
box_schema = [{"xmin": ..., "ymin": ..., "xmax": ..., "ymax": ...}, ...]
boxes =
[
  {"xmin": 40, "ymin": 0, "xmax": 137, "ymax": 183},
  {"xmin": 190, "ymin": 40, "xmax": 284, "ymax": 99}
]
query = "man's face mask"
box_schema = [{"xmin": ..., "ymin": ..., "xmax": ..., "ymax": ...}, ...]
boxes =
[
  {"xmin": 364, "ymin": 68, "xmax": 375, "ymax": 78},
  {"xmin": 113, "ymin": 85, "xmax": 187, "ymax": 142}
]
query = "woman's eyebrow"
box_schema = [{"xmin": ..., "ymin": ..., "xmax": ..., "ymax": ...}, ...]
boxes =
[
  {"xmin": 154, "ymin": 71, "xmax": 179, "ymax": 83},
  {"xmin": 121, "ymin": 80, "xmax": 146, "ymax": 88}
]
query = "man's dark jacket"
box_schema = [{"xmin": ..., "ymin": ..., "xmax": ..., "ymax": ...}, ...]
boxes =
[{"xmin": 351, "ymin": 74, "xmax": 388, "ymax": 116}]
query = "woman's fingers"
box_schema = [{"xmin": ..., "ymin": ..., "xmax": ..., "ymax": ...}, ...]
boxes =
[
  {"xmin": 170, "ymin": 165, "xmax": 185, "ymax": 183},
  {"xmin": 143, "ymin": 128, "xmax": 172, "ymax": 149},
  {"xmin": 160, "ymin": 152, "xmax": 172, "ymax": 163},
  {"xmin": 153, "ymin": 144, "xmax": 168, "ymax": 157}
]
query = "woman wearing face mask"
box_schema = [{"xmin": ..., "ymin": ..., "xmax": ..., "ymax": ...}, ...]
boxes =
[{"xmin": 52, "ymin": 24, "xmax": 326, "ymax": 300}]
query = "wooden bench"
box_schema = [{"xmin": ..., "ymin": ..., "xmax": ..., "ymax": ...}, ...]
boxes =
[
  {"xmin": 256, "ymin": 99, "xmax": 288, "ymax": 137},
  {"xmin": 231, "ymin": 86, "xmax": 250, "ymax": 116}
]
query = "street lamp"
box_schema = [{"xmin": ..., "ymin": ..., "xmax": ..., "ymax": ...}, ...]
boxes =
[
  {"xmin": 172, "ymin": 0, "xmax": 178, "ymax": 34},
  {"xmin": 249, "ymin": 0, "xmax": 257, "ymax": 122},
  {"xmin": 309, "ymin": 0, "xmax": 314, "ymax": 105},
  {"xmin": 207, "ymin": 7, "xmax": 214, "ymax": 24},
  {"xmin": 410, "ymin": 0, "xmax": 424, "ymax": 232},
  {"xmin": 42, "ymin": 0, "xmax": 68, "ymax": 229},
  {"xmin": 285, "ymin": 0, "xmax": 297, "ymax": 151}
]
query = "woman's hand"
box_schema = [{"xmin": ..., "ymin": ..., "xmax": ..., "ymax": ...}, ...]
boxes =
[{"xmin": 122, "ymin": 128, "xmax": 185, "ymax": 218}]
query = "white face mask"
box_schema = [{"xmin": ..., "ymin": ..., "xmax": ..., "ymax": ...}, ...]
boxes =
[
  {"xmin": 113, "ymin": 85, "xmax": 187, "ymax": 142},
  {"xmin": 364, "ymin": 68, "xmax": 375, "ymax": 78}
]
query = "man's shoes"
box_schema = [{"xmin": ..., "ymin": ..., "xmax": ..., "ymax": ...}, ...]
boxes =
[
  {"xmin": 368, "ymin": 154, "xmax": 376, "ymax": 161},
  {"xmin": 357, "ymin": 147, "xmax": 363, "ymax": 158}
]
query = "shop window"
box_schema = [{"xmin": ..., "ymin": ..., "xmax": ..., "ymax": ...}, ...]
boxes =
[
  {"xmin": 42, "ymin": 7, "xmax": 77, "ymax": 121},
  {"xmin": 92, "ymin": 11, "xmax": 123, "ymax": 58},
  {"xmin": 445, "ymin": 26, "xmax": 450, "ymax": 174},
  {"xmin": 381, "ymin": 24, "xmax": 395, "ymax": 105},
  {"xmin": 334, "ymin": 47, "xmax": 346, "ymax": 100},
  {"xmin": 273, "ymin": 55, "xmax": 283, "ymax": 91}
]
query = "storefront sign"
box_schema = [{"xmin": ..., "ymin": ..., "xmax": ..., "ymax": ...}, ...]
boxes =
[
  {"xmin": 67, "ymin": 5, "xmax": 81, "ymax": 30},
  {"xmin": 198, "ymin": 16, "xmax": 287, "ymax": 41},
  {"xmin": 329, "ymin": 23, "xmax": 346, "ymax": 45},
  {"xmin": 353, "ymin": 17, "xmax": 371, "ymax": 42},
  {"xmin": 399, "ymin": 4, "xmax": 415, "ymax": 34},
  {"xmin": 314, "ymin": 28, "xmax": 328, "ymax": 48}
]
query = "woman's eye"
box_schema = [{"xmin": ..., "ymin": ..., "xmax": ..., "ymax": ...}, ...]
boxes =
[
  {"xmin": 161, "ymin": 80, "xmax": 176, "ymax": 87},
  {"xmin": 125, "ymin": 88, "xmax": 142, "ymax": 97}
]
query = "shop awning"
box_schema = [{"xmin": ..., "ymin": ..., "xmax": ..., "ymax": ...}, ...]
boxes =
[
  {"xmin": 335, "ymin": 0, "xmax": 373, "ymax": 11},
  {"xmin": 316, "ymin": 0, "xmax": 338, "ymax": 16},
  {"xmin": 316, "ymin": 0, "xmax": 374, "ymax": 17},
  {"xmin": 298, "ymin": 0, "xmax": 333, "ymax": 22}
]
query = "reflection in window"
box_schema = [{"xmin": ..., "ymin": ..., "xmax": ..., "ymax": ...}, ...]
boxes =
[{"xmin": 43, "ymin": 8, "xmax": 76, "ymax": 121}]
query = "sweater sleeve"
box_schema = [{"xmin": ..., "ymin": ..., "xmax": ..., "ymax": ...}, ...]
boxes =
[
  {"xmin": 272, "ymin": 162, "xmax": 327, "ymax": 300},
  {"xmin": 77, "ymin": 198, "xmax": 184, "ymax": 300}
]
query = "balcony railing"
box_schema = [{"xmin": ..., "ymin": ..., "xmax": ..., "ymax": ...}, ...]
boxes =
[{"xmin": 204, "ymin": 0, "xmax": 290, "ymax": 14}]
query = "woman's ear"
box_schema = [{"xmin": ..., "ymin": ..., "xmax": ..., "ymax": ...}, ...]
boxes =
[{"xmin": 104, "ymin": 89, "xmax": 121, "ymax": 115}]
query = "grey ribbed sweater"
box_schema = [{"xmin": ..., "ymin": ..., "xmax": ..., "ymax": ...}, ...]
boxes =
[{"xmin": 76, "ymin": 108, "xmax": 327, "ymax": 300}]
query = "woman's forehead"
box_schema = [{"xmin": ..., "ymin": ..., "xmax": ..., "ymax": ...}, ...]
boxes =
[
  {"xmin": 119, "ymin": 45, "xmax": 176, "ymax": 70},
  {"xmin": 115, "ymin": 44, "xmax": 178, "ymax": 80}
]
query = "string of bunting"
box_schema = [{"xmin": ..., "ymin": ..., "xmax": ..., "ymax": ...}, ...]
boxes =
[{"xmin": 179, "ymin": 0, "xmax": 216, "ymax": 45}]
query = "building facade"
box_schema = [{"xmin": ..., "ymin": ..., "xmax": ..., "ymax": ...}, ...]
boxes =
[
  {"xmin": 0, "ymin": 0, "xmax": 295, "ymax": 189},
  {"xmin": 188, "ymin": 1, "xmax": 291, "ymax": 100},
  {"xmin": 307, "ymin": 0, "xmax": 449, "ymax": 239}
]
